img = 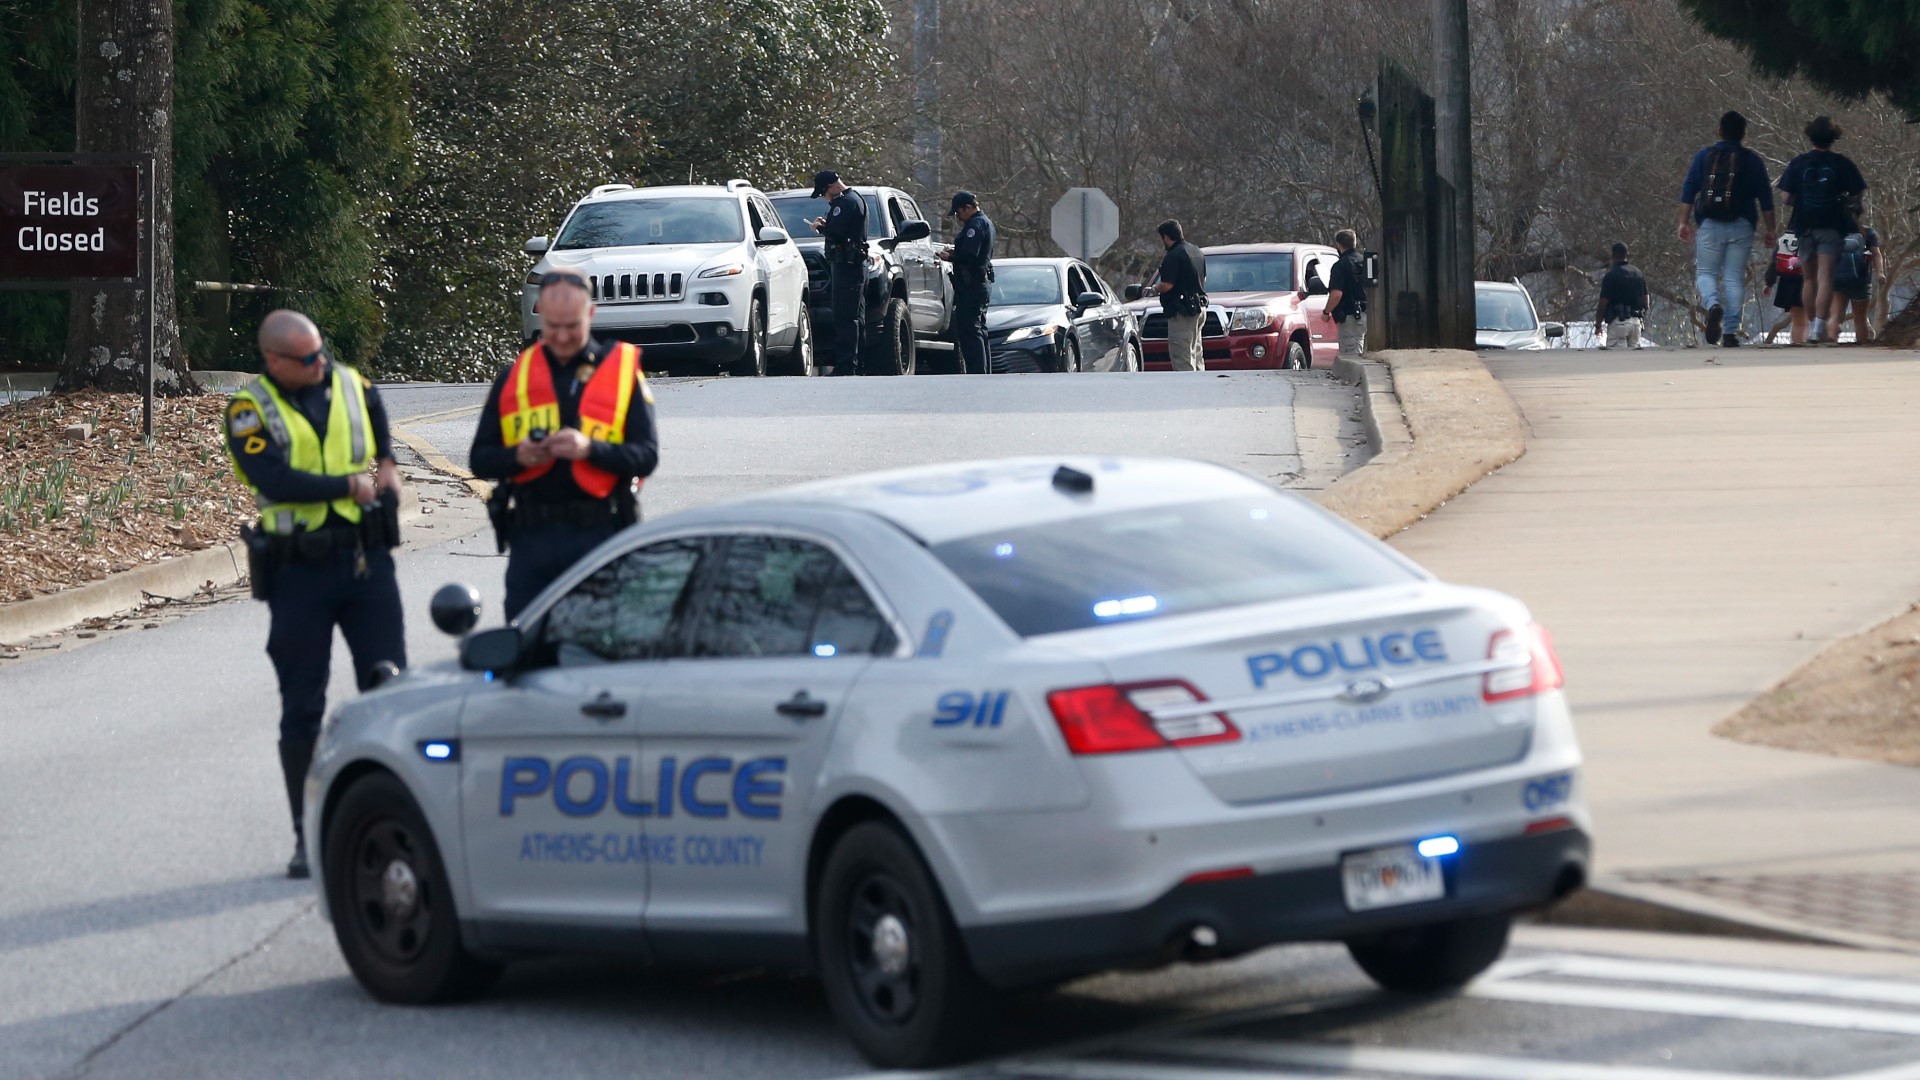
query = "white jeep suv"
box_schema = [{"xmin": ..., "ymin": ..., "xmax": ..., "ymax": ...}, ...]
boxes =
[{"xmin": 522, "ymin": 180, "xmax": 813, "ymax": 376}]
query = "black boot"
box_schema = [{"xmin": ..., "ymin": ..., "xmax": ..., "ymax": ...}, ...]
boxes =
[{"xmin": 278, "ymin": 740, "xmax": 315, "ymax": 879}]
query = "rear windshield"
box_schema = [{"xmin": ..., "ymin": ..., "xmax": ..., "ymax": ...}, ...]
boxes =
[
  {"xmin": 555, "ymin": 198, "xmax": 744, "ymax": 249},
  {"xmin": 931, "ymin": 496, "xmax": 1418, "ymax": 637}
]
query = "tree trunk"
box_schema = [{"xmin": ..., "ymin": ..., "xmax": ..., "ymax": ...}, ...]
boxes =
[{"xmin": 59, "ymin": 0, "xmax": 191, "ymax": 394}]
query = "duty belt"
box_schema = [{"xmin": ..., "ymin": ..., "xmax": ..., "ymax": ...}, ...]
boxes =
[
  {"xmin": 512, "ymin": 499, "xmax": 623, "ymax": 529},
  {"xmin": 264, "ymin": 526, "xmax": 366, "ymax": 563}
]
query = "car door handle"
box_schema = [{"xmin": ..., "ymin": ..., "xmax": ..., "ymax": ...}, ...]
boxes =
[
  {"xmin": 776, "ymin": 691, "xmax": 829, "ymax": 719},
  {"xmin": 580, "ymin": 692, "xmax": 627, "ymax": 721}
]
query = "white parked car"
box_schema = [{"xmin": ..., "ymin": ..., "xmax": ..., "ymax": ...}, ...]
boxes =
[
  {"xmin": 522, "ymin": 181, "xmax": 812, "ymax": 376},
  {"xmin": 307, "ymin": 457, "xmax": 1590, "ymax": 1068},
  {"xmin": 1475, "ymin": 280, "xmax": 1566, "ymax": 351}
]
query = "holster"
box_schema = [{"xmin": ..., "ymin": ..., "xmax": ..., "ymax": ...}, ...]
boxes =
[
  {"xmin": 241, "ymin": 523, "xmax": 275, "ymax": 602},
  {"xmin": 361, "ymin": 491, "xmax": 402, "ymax": 551},
  {"xmin": 486, "ymin": 482, "xmax": 514, "ymax": 554}
]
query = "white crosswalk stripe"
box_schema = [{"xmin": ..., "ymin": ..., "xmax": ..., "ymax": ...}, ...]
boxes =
[{"xmin": 837, "ymin": 951, "xmax": 1920, "ymax": 1080}]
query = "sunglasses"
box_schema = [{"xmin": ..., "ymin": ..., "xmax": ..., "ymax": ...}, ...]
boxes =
[{"xmin": 272, "ymin": 343, "xmax": 330, "ymax": 367}]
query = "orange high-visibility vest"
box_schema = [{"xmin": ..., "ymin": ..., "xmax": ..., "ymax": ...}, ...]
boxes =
[{"xmin": 498, "ymin": 342, "xmax": 643, "ymax": 499}]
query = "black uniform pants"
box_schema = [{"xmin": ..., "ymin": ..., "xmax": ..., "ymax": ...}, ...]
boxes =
[
  {"xmin": 953, "ymin": 291, "xmax": 990, "ymax": 374},
  {"xmin": 830, "ymin": 261, "xmax": 866, "ymax": 371},
  {"xmin": 266, "ymin": 544, "xmax": 406, "ymax": 746},
  {"xmin": 504, "ymin": 521, "xmax": 621, "ymax": 620}
]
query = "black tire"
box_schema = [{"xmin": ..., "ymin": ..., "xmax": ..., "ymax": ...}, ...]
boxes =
[
  {"xmin": 1283, "ymin": 337, "xmax": 1309, "ymax": 370},
  {"xmin": 1346, "ymin": 913, "xmax": 1512, "ymax": 994},
  {"xmin": 730, "ymin": 296, "xmax": 768, "ymax": 377},
  {"xmin": 815, "ymin": 822, "xmax": 991, "ymax": 1068},
  {"xmin": 324, "ymin": 772, "xmax": 500, "ymax": 1003},
  {"xmin": 1128, "ymin": 337, "xmax": 1144, "ymax": 372},
  {"xmin": 776, "ymin": 304, "xmax": 816, "ymax": 376},
  {"xmin": 1061, "ymin": 337, "xmax": 1080, "ymax": 374},
  {"xmin": 867, "ymin": 297, "xmax": 916, "ymax": 376}
]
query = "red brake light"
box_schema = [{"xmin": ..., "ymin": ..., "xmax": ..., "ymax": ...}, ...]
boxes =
[
  {"xmin": 1047, "ymin": 680, "xmax": 1238, "ymax": 755},
  {"xmin": 1484, "ymin": 622, "xmax": 1565, "ymax": 703}
]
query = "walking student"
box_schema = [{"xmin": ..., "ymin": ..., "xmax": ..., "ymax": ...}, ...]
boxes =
[
  {"xmin": 1835, "ymin": 225, "xmax": 1882, "ymax": 343},
  {"xmin": 1778, "ymin": 115, "xmax": 1868, "ymax": 344},
  {"xmin": 226, "ymin": 309, "xmax": 405, "ymax": 878},
  {"xmin": 1761, "ymin": 233, "xmax": 1808, "ymax": 346},
  {"xmin": 1594, "ymin": 243, "xmax": 1648, "ymax": 350},
  {"xmin": 1676, "ymin": 110, "xmax": 1776, "ymax": 348},
  {"xmin": 470, "ymin": 269, "xmax": 659, "ymax": 619},
  {"xmin": 1150, "ymin": 220, "xmax": 1208, "ymax": 371},
  {"xmin": 1322, "ymin": 229, "xmax": 1368, "ymax": 358}
]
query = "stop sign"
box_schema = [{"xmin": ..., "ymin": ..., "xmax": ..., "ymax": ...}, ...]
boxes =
[{"xmin": 1050, "ymin": 188, "xmax": 1119, "ymax": 260}]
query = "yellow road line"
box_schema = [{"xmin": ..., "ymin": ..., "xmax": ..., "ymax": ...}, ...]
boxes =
[
  {"xmin": 395, "ymin": 403, "xmax": 484, "ymax": 427},
  {"xmin": 391, "ymin": 426, "xmax": 489, "ymax": 498}
]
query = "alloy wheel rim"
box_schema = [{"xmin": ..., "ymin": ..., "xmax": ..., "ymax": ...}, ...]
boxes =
[{"xmin": 845, "ymin": 871, "xmax": 921, "ymax": 1027}]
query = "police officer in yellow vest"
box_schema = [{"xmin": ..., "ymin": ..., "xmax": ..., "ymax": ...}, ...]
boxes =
[
  {"xmin": 226, "ymin": 309, "xmax": 405, "ymax": 879},
  {"xmin": 470, "ymin": 269, "xmax": 659, "ymax": 619}
]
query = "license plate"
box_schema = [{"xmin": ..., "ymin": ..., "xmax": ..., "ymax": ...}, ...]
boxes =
[{"xmin": 1340, "ymin": 845, "xmax": 1446, "ymax": 912}]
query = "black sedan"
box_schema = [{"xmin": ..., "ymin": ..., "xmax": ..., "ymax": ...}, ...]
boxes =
[{"xmin": 986, "ymin": 258, "xmax": 1142, "ymax": 373}]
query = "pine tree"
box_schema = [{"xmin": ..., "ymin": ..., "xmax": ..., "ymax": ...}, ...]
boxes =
[{"xmin": 1679, "ymin": 0, "xmax": 1920, "ymax": 119}]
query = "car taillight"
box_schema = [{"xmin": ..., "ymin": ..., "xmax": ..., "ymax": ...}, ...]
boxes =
[
  {"xmin": 1484, "ymin": 622, "xmax": 1565, "ymax": 703},
  {"xmin": 1046, "ymin": 680, "xmax": 1239, "ymax": 755}
]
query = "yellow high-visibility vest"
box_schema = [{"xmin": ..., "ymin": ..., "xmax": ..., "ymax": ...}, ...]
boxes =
[{"xmin": 227, "ymin": 365, "xmax": 374, "ymax": 534}]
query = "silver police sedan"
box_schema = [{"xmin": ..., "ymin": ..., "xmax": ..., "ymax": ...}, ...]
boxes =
[{"xmin": 307, "ymin": 456, "xmax": 1590, "ymax": 1067}]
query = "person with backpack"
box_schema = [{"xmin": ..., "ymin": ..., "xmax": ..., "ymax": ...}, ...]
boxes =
[
  {"xmin": 1677, "ymin": 111, "xmax": 1776, "ymax": 348},
  {"xmin": 1778, "ymin": 115, "xmax": 1868, "ymax": 344},
  {"xmin": 1761, "ymin": 232, "xmax": 1807, "ymax": 346},
  {"xmin": 1838, "ymin": 226, "xmax": 1882, "ymax": 343}
]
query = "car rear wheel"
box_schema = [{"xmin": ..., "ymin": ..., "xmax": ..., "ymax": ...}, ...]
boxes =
[
  {"xmin": 730, "ymin": 297, "xmax": 768, "ymax": 377},
  {"xmin": 867, "ymin": 297, "xmax": 915, "ymax": 376},
  {"xmin": 1346, "ymin": 913, "xmax": 1511, "ymax": 993},
  {"xmin": 324, "ymin": 772, "xmax": 500, "ymax": 1003},
  {"xmin": 1284, "ymin": 337, "xmax": 1309, "ymax": 370},
  {"xmin": 815, "ymin": 822, "xmax": 990, "ymax": 1068},
  {"xmin": 776, "ymin": 305, "xmax": 816, "ymax": 376}
]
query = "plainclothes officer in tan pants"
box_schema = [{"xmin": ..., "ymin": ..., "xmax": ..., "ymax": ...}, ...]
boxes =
[{"xmin": 1150, "ymin": 220, "xmax": 1208, "ymax": 371}]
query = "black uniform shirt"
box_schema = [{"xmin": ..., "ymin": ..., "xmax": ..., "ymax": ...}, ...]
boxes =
[
  {"xmin": 820, "ymin": 191, "xmax": 868, "ymax": 254},
  {"xmin": 1599, "ymin": 261, "xmax": 1648, "ymax": 317},
  {"xmin": 1157, "ymin": 241, "xmax": 1206, "ymax": 313},
  {"xmin": 227, "ymin": 365, "xmax": 393, "ymax": 527},
  {"xmin": 1328, "ymin": 251, "xmax": 1367, "ymax": 321},
  {"xmin": 951, "ymin": 212, "xmax": 996, "ymax": 282},
  {"xmin": 469, "ymin": 336, "xmax": 660, "ymax": 505}
]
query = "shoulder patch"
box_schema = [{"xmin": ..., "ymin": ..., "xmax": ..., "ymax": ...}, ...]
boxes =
[
  {"xmin": 228, "ymin": 401, "xmax": 263, "ymax": 437},
  {"xmin": 964, "ymin": 228, "xmax": 975, "ymax": 237},
  {"xmin": 831, "ymin": 206, "xmax": 841, "ymax": 216}
]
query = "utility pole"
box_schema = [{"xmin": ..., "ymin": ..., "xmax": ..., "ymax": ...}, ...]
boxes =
[
  {"xmin": 912, "ymin": 0, "xmax": 942, "ymax": 197},
  {"xmin": 1431, "ymin": 0, "xmax": 1475, "ymax": 349}
]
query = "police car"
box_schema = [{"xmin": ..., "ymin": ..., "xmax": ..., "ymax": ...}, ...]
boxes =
[{"xmin": 307, "ymin": 457, "xmax": 1590, "ymax": 1067}]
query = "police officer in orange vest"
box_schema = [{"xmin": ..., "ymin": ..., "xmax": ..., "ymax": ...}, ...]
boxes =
[{"xmin": 470, "ymin": 269, "xmax": 660, "ymax": 618}]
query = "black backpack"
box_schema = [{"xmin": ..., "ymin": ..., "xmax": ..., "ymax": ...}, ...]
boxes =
[
  {"xmin": 1798, "ymin": 153, "xmax": 1842, "ymax": 228},
  {"xmin": 1696, "ymin": 148, "xmax": 1743, "ymax": 222}
]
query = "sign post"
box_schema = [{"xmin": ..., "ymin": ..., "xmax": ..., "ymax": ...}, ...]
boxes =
[
  {"xmin": 1049, "ymin": 188, "xmax": 1119, "ymax": 261},
  {"xmin": 0, "ymin": 154, "xmax": 158, "ymax": 434}
]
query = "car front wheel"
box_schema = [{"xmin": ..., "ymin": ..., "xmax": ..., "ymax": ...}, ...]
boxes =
[
  {"xmin": 1284, "ymin": 337, "xmax": 1309, "ymax": 370},
  {"xmin": 815, "ymin": 822, "xmax": 989, "ymax": 1068},
  {"xmin": 1346, "ymin": 913, "xmax": 1512, "ymax": 993},
  {"xmin": 730, "ymin": 297, "xmax": 768, "ymax": 377},
  {"xmin": 777, "ymin": 305, "xmax": 816, "ymax": 376},
  {"xmin": 867, "ymin": 297, "xmax": 916, "ymax": 376},
  {"xmin": 324, "ymin": 772, "xmax": 499, "ymax": 1003}
]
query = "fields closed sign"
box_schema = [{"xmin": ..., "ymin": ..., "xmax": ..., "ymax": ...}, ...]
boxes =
[{"xmin": 0, "ymin": 165, "xmax": 141, "ymax": 279}]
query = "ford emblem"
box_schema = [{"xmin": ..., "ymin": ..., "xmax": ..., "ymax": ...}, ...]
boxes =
[{"xmin": 1342, "ymin": 677, "xmax": 1390, "ymax": 704}]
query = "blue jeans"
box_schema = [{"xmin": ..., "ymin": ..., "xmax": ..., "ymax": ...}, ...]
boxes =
[{"xmin": 1695, "ymin": 218, "xmax": 1756, "ymax": 334}]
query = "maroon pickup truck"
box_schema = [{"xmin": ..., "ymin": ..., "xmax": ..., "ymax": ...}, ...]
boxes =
[{"xmin": 1125, "ymin": 242, "xmax": 1343, "ymax": 370}]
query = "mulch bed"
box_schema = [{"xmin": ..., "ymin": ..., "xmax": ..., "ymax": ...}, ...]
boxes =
[{"xmin": 0, "ymin": 391, "xmax": 254, "ymax": 605}]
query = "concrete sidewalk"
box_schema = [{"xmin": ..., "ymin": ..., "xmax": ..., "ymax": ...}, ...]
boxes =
[{"xmin": 1392, "ymin": 347, "xmax": 1920, "ymax": 948}]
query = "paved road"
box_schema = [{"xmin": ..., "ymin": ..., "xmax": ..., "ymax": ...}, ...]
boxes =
[{"xmin": 380, "ymin": 370, "xmax": 1369, "ymax": 510}]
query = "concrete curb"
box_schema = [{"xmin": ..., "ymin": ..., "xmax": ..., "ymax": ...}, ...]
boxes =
[
  {"xmin": 1315, "ymin": 349, "xmax": 1527, "ymax": 539},
  {"xmin": 0, "ymin": 370, "xmax": 254, "ymax": 393},
  {"xmin": 0, "ymin": 486, "xmax": 424, "ymax": 646},
  {"xmin": 1541, "ymin": 879, "xmax": 1920, "ymax": 956}
]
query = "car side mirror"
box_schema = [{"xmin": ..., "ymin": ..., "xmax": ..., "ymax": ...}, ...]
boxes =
[
  {"xmin": 430, "ymin": 583, "xmax": 482, "ymax": 636},
  {"xmin": 1073, "ymin": 291, "xmax": 1104, "ymax": 311},
  {"xmin": 756, "ymin": 226, "xmax": 792, "ymax": 247},
  {"xmin": 1123, "ymin": 284, "xmax": 1145, "ymax": 302},
  {"xmin": 524, "ymin": 236, "xmax": 550, "ymax": 255},
  {"xmin": 1543, "ymin": 322, "xmax": 1566, "ymax": 339},
  {"xmin": 893, "ymin": 219, "xmax": 932, "ymax": 244},
  {"xmin": 461, "ymin": 626, "xmax": 525, "ymax": 673},
  {"xmin": 1304, "ymin": 270, "xmax": 1329, "ymax": 297}
]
